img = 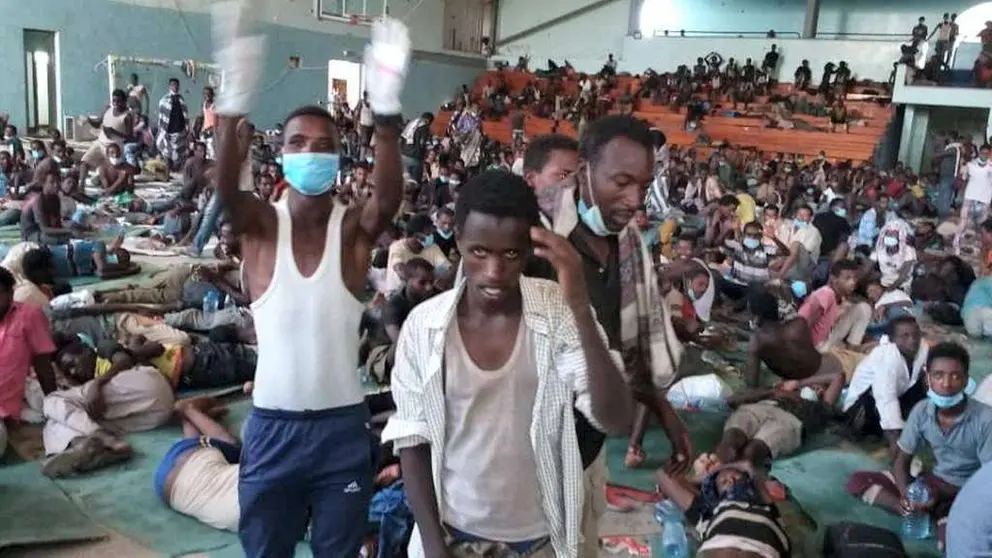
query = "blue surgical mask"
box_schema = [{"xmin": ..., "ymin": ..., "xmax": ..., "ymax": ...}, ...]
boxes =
[
  {"xmin": 439, "ymin": 177, "xmax": 448, "ymax": 184},
  {"xmin": 883, "ymin": 236, "xmax": 899, "ymax": 247},
  {"xmin": 578, "ymin": 166, "xmax": 613, "ymax": 236},
  {"xmin": 436, "ymin": 229, "xmax": 453, "ymax": 240},
  {"xmin": 833, "ymin": 207, "xmax": 847, "ymax": 218},
  {"xmin": 31, "ymin": 149, "xmax": 43, "ymax": 160},
  {"xmin": 927, "ymin": 377, "xmax": 976, "ymax": 408},
  {"xmin": 420, "ymin": 234, "xmax": 435, "ymax": 248},
  {"xmin": 366, "ymin": 157, "xmax": 374, "ymax": 164},
  {"xmin": 743, "ymin": 237, "xmax": 761, "ymax": 249},
  {"xmin": 791, "ymin": 280, "xmax": 808, "ymax": 298},
  {"xmin": 282, "ymin": 152, "xmax": 339, "ymax": 196},
  {"xmin": 106, "ymin": 253, "xmax": 120, "ymax": 265},
  {"xmin": 793, "ymin": 219, "xmax": 808, "ymax": 229}
]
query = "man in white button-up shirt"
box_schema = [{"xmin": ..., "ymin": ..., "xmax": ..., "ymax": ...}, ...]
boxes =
[
  {"xmin": 382, "ymin": 170, "xmax": 633, "ymax": 558},
  {"xmin": 842, "ymin": 316, "xmax": 928, "ymax": 454}
]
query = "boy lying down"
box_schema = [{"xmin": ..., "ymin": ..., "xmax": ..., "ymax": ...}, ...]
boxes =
[{"xmin": 652, "ymin": 374, "xmax": 843, "ymax": 558}]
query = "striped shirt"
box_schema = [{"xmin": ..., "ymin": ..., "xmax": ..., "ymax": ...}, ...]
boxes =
[
  {"xmin": 381, "ymin": 277, "xmax": 620, "ymax": 558},
  {"xmin": 687, "ymin": 498, "xmax": 791, "ymax": 558},
  {"xmin": 724, "ymin": 239, "xmax": 779, "ymax": 284}
]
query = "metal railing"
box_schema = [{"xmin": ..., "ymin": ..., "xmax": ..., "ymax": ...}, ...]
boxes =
[{"xmin": 645, "ymin": 29, "xmax": 802, "ymax": 39}]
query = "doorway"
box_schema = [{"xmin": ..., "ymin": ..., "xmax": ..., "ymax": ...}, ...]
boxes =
[
  {"xmin": 327, "ymin": 60, "xmax": 363, "ymax": 110},
  {"xmin": 23, "ymin": 29, "xmax": 59, "ymax": 135}
]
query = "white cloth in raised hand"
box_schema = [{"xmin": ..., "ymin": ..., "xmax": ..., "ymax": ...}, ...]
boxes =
[
  {"xmin": 212, "ymin": 1, "xmax": 267, "ymax": 115},
  {"xmin": 363, "ymin": 18, "xmax": 411, "ymax": 116}
]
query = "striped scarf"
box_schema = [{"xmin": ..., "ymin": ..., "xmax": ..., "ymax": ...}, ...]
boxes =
[{"xmin": 537, "ymin": 170, "xmax": 683, "ymax": 391}]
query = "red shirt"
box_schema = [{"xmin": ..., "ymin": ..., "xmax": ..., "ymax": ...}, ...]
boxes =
[
  {"xmin": 0, "ymin": 302, "xmax": 56, "ymax": 419},
  {"xmin": 797, "ymin": 285, "xmax": 843, "ymax": 347}
]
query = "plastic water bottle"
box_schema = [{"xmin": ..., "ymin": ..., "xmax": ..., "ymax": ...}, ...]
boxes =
[
  {"xmin": 0, "ymin": 242, "xmax": 9, "ymax": 263},
  {"xmin": 901, "ymin": 477, "xmax": 932, "ymax": 540},
  {"xmin": 654, "ymin": 500, "xmax": 689, "ymax": 558},
  {"xmin": 202, "ymin": 290, "xmax": 220, "ymax": 316}
]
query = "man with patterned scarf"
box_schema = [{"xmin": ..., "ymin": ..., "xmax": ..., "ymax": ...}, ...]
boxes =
[
  {"xmin": 156, "ymin": 78, "xmax": 190, "ymax": 172},
  {"xmin": 529, "ymin": 115, "xmax": 692, "ymax": 558}
]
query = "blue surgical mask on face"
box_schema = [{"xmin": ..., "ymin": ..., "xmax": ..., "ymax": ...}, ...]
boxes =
[
  {"xmin": 794, "ymin": 219, "xmax": 808, "ymax": 229},
  {"xmin": 791, "ymin": 280, "xmax": 808, "ymax": 298},
  {"xmin": 578, "ymin": 166, "xmax": 613, "ymax": 237},
  {"xmin": 833, "ymin": 207, "xmax": 847, "ymax": 218},
  {"xmin": 883, "ymin": 235, "xmax": 899, "ymax": 247},
  {"xmin": 436, "ymin": 229, "xmax": 453, "ymax": 240},
  {"xmin": 282, "ymin": 152, "xmax": 339, "ymax": 196},
  {"xmin": 420, "ymin": 234, "xmax": 435, "ymax": 248},
  {"xmin": 106, "ymin": 253, "xmax": 120, "ymax": 265},
  {"xmin": 439, "ymin": 177, "xmax": 448, "ymax": 184},
  {"xmin": 743, "ymin": 237, "xmax": 761, "ymax": 249},
  {"xmin": 31, "ymin": 149, "xmax": 43, "ymax": 160}
]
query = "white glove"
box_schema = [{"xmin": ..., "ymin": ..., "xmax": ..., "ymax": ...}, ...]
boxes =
[
  {"xmin": 363, "ymin": 18, "xmax": 411, "ymax": 116},
  {"xmin": 212, "ymin": 1, "xmax": 267, "ymax": 115}
]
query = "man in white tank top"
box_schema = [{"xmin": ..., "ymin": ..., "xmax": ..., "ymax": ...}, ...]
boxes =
[
  {"xmin": 382, "ymin": 171, "xmax": 634, "ymax": 557},
  {"xmin": 210, "ymin": 3, "xmax": 412, "ymax": 556},
  {"xmin": 79, "ymin": 89, "xmax": 133, "ymax": 191}
]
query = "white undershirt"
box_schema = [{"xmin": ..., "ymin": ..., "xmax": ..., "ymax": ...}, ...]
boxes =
[{"xmin": 441, "ymin": 320, "xmax": 548, "ymax": 542}]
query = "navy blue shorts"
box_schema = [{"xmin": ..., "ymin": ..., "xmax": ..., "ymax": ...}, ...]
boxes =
[{"xmin": 238, "ymin": 403, "xmax": 374, "ymax": 558}]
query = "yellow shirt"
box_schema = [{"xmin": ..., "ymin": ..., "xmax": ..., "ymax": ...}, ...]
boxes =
[
  {"xmin": 95, "ymin": 344, "xmax": 185, "ymax": 386},
  {"xmin": 736, "ymin": 193, "xmax": 757, "ymax": 226}
]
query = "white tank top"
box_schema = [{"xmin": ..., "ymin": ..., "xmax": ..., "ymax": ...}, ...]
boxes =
[
  {"xmin": 98, "ymin": 108, "xmax": 129, "ymax": 147},
  {"xmin": 250, "ymin": 200, "xmax": 365, "ymax": 411}
]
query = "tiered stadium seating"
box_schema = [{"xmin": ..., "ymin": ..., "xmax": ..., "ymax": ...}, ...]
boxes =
[{"xmin": 431, "ymin": 70, "xmax": 894, "ymax": 163}]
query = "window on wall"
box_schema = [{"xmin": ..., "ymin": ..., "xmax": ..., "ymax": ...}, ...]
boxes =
[
  {"xmin": 443, "ymin": 0, "xmax": 494, "ymax": 54},
  {"xmin": 319, "ymin": 0, "xmax": 388, "ymax": 20},
  {"xmin": 638, "ymin": 0, "xmax": 679, "ymax": 37}
]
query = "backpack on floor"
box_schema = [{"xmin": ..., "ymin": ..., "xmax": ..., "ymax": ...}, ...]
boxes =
[{"xmin": 822, "ymin": 522, "xmax": 907, "ymax": 558}]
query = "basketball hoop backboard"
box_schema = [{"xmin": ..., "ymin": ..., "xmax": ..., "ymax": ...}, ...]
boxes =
[{"xmin": 315, "ymin": 0, "xmax": 387, "ymax": 26}]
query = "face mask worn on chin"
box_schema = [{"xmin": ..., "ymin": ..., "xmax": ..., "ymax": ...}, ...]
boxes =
[
  {"xmin": 927, "ymin": 377, "xmax": 976, "ymax": 408},
  {"xmin": 282, "ymin": 152, "xmax": 340, "ymax": 196},
  {"xmin": 743, "ymin": 237, "xmax": 761, "ymax": 249},
  {"xmin": 578, "ymin": 165, "xmax": 614, "ymax": 236},
  {"xmin": 420, "ymin": 234, "xmax": 435, "ymax": 249},
  {"xmin": 436, "ymin": 229, "xmax": 453, "ymax": 240}
]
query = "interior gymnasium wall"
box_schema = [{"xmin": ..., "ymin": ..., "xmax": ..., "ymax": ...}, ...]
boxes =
[{"xmin": 0, "ymin": 0, "xmax": 485, "ymax": 132}]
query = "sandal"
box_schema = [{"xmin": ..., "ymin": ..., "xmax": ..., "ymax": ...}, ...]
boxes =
[{"xmin": 624, "ymin": 445, "xmax": 646, "ymax": 468}]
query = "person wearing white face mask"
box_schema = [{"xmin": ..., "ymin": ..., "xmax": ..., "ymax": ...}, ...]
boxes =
[
  {"xmin": 98, "ymin": 143, "xmax": 134, "ymax": 196},
  {"xmin": 955, "ymin": 144, "xmax": 992, "ymax": 254},
  {"xmin": 772, "ymin": 204, "xmax": 821, "ymax": 282},
  {"xmin": 208, "ymin": 3, "xmax": 411, "ymax": 555},
  {"xmin": 871, "ymin": 220, "xmax": 917, "ymax": 293}
]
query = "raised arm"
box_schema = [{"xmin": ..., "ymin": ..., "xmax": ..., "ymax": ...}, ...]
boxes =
[
  {"xmin": 356, "ymin": 20, "xmax": 411, "ymax": 244},
  {"xmin": 211, "ymin": 2, "xmax": 272, "ymax": 238}
]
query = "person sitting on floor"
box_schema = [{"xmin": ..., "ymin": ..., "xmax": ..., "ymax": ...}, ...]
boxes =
[
  {"xmin": 98, "ymin": 143, "xmax": 135, "ymax": 196},
  {"xmin": 156, "ymin": 395, "xmax": 242, "ymax": 532},
  {"xmin": 797, "ymin": 259, "xmax": 871, "ymax": 353},
  {"xmin": 20, "ymin": 166, "xmax": 73, "ymax": 244},
  {"xmin": 708, "ymin": 371, "xmax": 845, "ymax": 471},
  {"xmin": 656, "ymin": 461, "xmax": 792, "ymax": 558},
  {"xmin": 871, "ymin": 219, "xmax": 916, "ymax": 293},
  {"xmin": 841, "ymin": 316, "xmax": 928, "ymax": 449},
  {"xmin": 773, "ymin": 204, "xmax": 821, "ymax": 282},
  {"xmin": 366, "ymin": 258, "xmax": 437, "ymax": 384},
  {"xmin": 383, "ymin": 213, "xmax": 450, "ymax": 294},
  {"xmin": 704, "ymin": 195, "xmax": 741, "ymax": 249},
  {"xmin": 846, "ymin": 341, "xmax": 992, "ymax": 549},
  {"xmin": 961, "ymin": 275, "xmax": 992, "ymax": 339},
  {"xmin": 719, "ymin": 220, "xmax": 781, "ymax": 304}
]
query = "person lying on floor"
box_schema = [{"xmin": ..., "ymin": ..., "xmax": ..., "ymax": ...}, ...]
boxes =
[
  {"xmin": 842, "ymin": 316, "xmax": 928, "ymax": 451},
  {"xmin": 655, "ymin": 461, "xmax": 792, "ymax": 558},
  {"xmin": 41, "ymin": 340, "xmax": 175, "ymax": 478},
  {"xmin": 847, "ymin": 342, "xmax": 992, "ymax": 549},
  {"xmin": 157, "ymin": 395, "xmax": 242, "ymax": 532},
  {"xmin": 96, "ymin": 261, "xmax": 245, "ymax": 310},
  {"xmin": 703, "ymin": 371, "xmax": 845, "ymax": 473},
  {"xmin": 36, "ymin": 238, "xmax": 141, "ymax": 281},
  {"xmin": 58, "ymin": 330, "xmax": 256, "ymax": 391},
  {"xmin": 50, "ymin": 302, "xmax": 192, "ymax": 348}
]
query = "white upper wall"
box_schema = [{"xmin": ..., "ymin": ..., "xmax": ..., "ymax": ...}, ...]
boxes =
[{"xmin": 108, "ymin": 0, "xmax": 447, "ymax": 52}]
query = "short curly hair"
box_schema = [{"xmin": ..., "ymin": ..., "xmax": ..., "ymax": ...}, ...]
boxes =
[{"xmin": 454, "ymin": 170, "xmax": 540, "ymax": 231}]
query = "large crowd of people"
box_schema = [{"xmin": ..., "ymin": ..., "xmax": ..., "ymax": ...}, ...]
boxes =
[{"xmin": 3, "ymin": 6, "xmax": 992, "ymax": 558}]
